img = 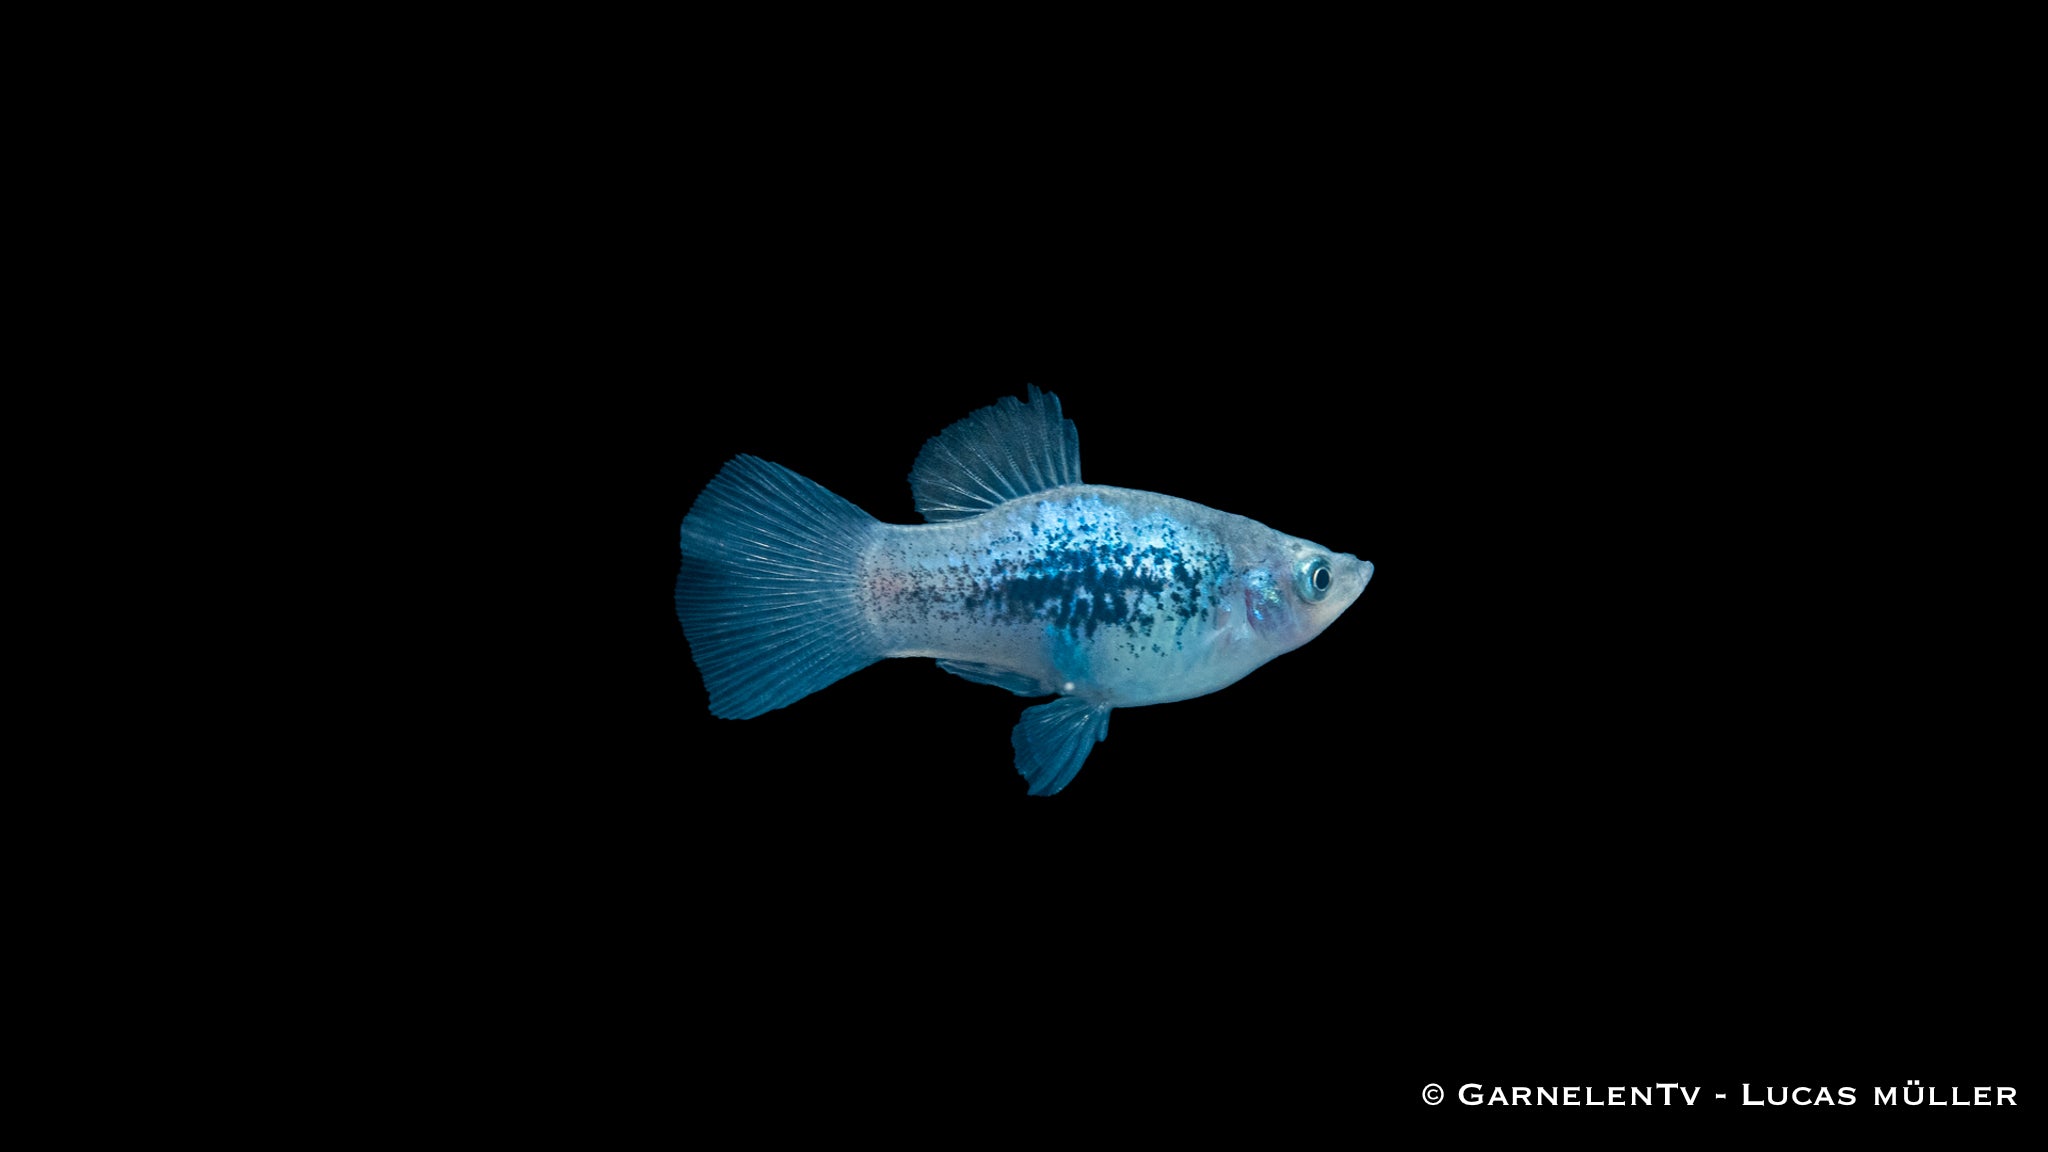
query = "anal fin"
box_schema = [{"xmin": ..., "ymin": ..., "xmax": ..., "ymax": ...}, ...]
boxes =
[{"xmin": 1011, "ymin": 697, "xmax": 1112, "ymax": 796}]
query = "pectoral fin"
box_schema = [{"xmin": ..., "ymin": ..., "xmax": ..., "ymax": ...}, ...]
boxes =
[{"xmin": 1011, "ymin": 697, "xmax": 1112, "ymax": 796}]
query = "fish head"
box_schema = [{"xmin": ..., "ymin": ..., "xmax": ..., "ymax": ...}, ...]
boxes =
[{"xmin": 1233, "ymin": 535, "xmax": 1373, "ymax": 655}]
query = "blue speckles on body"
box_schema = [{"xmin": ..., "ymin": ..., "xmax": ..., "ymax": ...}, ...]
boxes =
[
  {"xmin": 966, "ymin": 542, "xmax": 1180, "ymax": 636},
  {"xmin": 861, "ymin": 491, "xmax": 1234, "ymax": 689},
  {"xmin": 1046, "ymin": 622, "xmax": 1090, "ymax": 688},
  {"xmin": 961, "ymin": 498, "xmax": 1227, "ymax": 650}
]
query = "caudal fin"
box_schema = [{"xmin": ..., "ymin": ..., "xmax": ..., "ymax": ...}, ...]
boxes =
[{"xmin": 675, "ymin": 455, "xmax": 882, "ymax": 719}]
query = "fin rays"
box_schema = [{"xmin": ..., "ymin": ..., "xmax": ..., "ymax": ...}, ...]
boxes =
[
  {"xmin": 910, "ymin": 385, "xmax": 1082, "ymax": 522},
  {"xmin": 675, "ymin": 456, "xmax": 883, "ymax": 719},
  {"xmin": 1011, "ymin": 697, "xmax": 1112, "ymax": 796}
]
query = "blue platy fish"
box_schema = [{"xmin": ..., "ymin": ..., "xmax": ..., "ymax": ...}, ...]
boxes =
[{"xmin": 675, "ymin": 387, "xmax": 1373, "ymax": 795}]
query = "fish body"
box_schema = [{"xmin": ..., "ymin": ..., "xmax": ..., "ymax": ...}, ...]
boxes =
[
  {"xmin": 676, "ymin": 388, "xmax": 1372, "ymax": 795},
  {"xmin": 864, "ymin": 485, "xmax": 1356, "ymax": 708}
]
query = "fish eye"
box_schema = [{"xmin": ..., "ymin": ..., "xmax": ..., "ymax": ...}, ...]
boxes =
[{"xmin": 1295, "ymin": 556, "xmax": 1332, "ymax": 602}]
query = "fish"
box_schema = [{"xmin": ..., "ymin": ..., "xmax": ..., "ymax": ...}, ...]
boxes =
[{"xmin": 674, "ymin": 387, "xmax": 1373, "ymax": 795}]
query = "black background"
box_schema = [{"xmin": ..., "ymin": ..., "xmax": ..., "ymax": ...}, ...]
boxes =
[
  {"xmin": 556, "ymin": 110, "xmax": 2030, "ymax": 1132},
  {"xmin": 611, "ymin": 314, "xmax": 2026, "ymax": 1118},
  {"xmin": 131, "ymin": 16, "xmax": 2029, "ymax": 1137}
]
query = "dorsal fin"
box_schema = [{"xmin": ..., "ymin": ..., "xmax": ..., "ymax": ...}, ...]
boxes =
[{"xmin": 909, "ymin": 385, "xmax": 1082, "ymax": 522}]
